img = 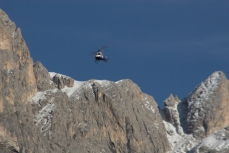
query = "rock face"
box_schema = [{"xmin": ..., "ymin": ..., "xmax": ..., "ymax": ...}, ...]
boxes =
[
  {"xmin": 0, "ymin": 9, "xmax": 37, "ymax": 107},
  {"xmin": 29, "ymin": 78, "xmax": 171, "ymax": 153},
  {"xmin": 161, "ymin": 94, "xmax": 183, "ymax": 135},
  {"xmin": 185, "ymin": 71, "xmax": 229, "ymax": 138},
  {"xmin": 33, "ymin": 61, "xmax": 55, "ymax": 91},
  {"xmin": 0, "ymin": 9, "xmax": 37, "ymax": 153},
  {"xmin": 52, "ymin": 73, "xmax": 74, "ymax": 89},
  {"xmin": 0, "ymin": 9, "xmax": 171, "ymax": 153}
]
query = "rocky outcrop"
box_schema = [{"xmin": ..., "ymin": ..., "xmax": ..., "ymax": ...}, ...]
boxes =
[
  {"xmin": 161, "ymin": 94, "xmax": 184, "ymax": 135},
  {"xmin": 163, "ymin": 94, "xmax": 180, "ymax": 123},
  {"xmin": 33, "ymin": 61, "xmax": 55, "ymax": 91},
  {"xmin": 52, "ymin": 73, "xmax": 74, "ymax": 89}
]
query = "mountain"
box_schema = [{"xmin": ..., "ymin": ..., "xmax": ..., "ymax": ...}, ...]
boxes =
[
  {"xmin": 1, "ymin": 9, "xmax": 229, "ymax": 153},
  {"xmin": 161, "ymin": 71, "xmax": 229, "ymax": 153},
  {"xmin": 0, "ymin": 9, "xmax": 170, "ymax": 153}
]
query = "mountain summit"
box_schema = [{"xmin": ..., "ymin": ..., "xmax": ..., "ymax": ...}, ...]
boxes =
[
  {"xmin": 1, "ymin": 9, "xmax": 229, "ymax": 153},
  {"xmin": 162, "ymin": 71, "xmax": 229, "ymax": 153}
]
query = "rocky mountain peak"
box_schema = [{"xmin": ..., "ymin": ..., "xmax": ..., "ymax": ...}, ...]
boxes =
[
  {"xmin": 184, "ymin": 71, "xmax": 229, "ymax": 138},
  {"xmin": 162, "ymin": 71, "xmax": 229, "ymax": 153},
  {"xmin": 164, "ymin": 94, "xmax": 180, "ymax": 107},
  {"xmin": 186, "ymin": 71, "xmax": 222, "ymax": 109}
]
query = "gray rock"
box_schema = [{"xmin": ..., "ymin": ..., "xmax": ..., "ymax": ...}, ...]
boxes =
[
  {"xmin": 33, "ymin": 61, "xmax": 55, "ymax": 91},
  {"xmin": 52, "ymin": 74, "xmax": 74, "ymax": 89},
  {"xmin": 0, "ymin": 9, "xmax": 37, "ymax": 153},
  {"xmin": 162, "ymin": 94, "xmax": 184, "ymax": 135}
]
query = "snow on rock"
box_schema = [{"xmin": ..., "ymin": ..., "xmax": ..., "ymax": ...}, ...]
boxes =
[
  {"xmin": 49, "ymin": 72, "xmax": 113, "ymax": 100},
  {"xmin": 185, "ymin": 71, "xmax": 222, "ymax": 136},
  {"xmin": 144, "ymin": 97, "xmax": 155, "ymax": 113},
  {"xmin": 49, "ymin": 72, "xmax": 57, "ymax": 79},
  {"xmin": 69, "ymin": 81, "xmax": 94, "ymax": 101},
  {"xmin": 29, "ymin": 89, "xmax": 58, "ymax": 106},
  {"xmin": 95, "ymin": 80, "xmax": 111, "ymax": 88},
  {"xmin": 49, "ymin": 72, "xmax": 74, "ymax": 81},
  {"xmin": 164, "ymin": 114, "xmax": 229, "ymax": 152},
  {"xmin": 29, "ymin": 89, "xmax": 59, "ymax": 136},
  {"xmin": 34, "ymin": 98, "xmax": 56, "ymax": 133},
  {"xmin": 61, "ymin": 80, "xmax": 85, "ymax": 97},
  {"xmin": 163, "ymin": 121, "xmax": 198, "ymax": 153},
  {"xmin": 115, "ymin": 80, "xmax": 123, "ymax": 84},
  {"xmin": 49, "ymin": 72, "xmax": 85, "ymax": 97},
  {"xmin": 187, "ymin": 71, "xmax": 221, "ymax": 108},
  {"xmin": 194, "ymin": 128, "xmax": 229, "ymax": 152},
  {"xmin": 162, "ymin": 95, "xmax": 184, "ymax": 135}
]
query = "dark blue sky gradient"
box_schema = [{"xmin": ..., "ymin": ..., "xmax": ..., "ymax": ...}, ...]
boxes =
[{"xmin": 1, "ymin": 0, "xmax": 229, "ymax": 108}]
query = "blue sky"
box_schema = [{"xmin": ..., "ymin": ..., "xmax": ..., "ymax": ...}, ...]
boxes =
[{"xmin": 1, "ymin": 0, "xmax": 229, "ymax": 108}]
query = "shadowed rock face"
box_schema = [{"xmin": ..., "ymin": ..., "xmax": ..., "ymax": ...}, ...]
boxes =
[{"xmin": 0, "ymin": 9, "xmax": 171, "ymax": 153}]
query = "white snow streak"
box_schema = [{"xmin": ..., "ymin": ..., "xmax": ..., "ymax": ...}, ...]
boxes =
[
  {"xmin": 187, "ymin": 71, "xmax": 221, "ymax": 108},
  {"xmin": 144, "ymin": 97, "xmax": 155, "ymax": 113},
  {"xmin": 61, "ymin": 80, "xmax": 85, "ymax": 97},
  {"xmin": 95, "ymin": 80, "xmax": 110, "ymax": 87},
  {"xmin": 163, "ymin": 121, "xmax": 198, "ymax": 153}
]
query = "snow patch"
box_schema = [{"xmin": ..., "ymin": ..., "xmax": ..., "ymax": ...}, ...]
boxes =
[
  {"xmin": 95, "ymin": 80, "xmax": 111, "ymax": 87},
  {"xmin": 49, "ymin": 72, "xmax": 85, "ymax": 97},
  {"xmin": 115, "ymin": 80, "xmax": 123, "ymax": 84},
  {"xmin": 61, "ymin": 80, "xmax": 85, "ymax": 97},
  {"xmin": 196, "ymin": 129, "xmax": 229, "ymax": 152},
  {"xmin": 70, "ymin": 81, "xmax": 94, "ymax": 100},
  {"xmin": 49, "ymin": 72, "xmax": 58, "ymax": 79},
  {"xmin": 163, "ymin": 121, "xmax": 198, "ymax": 153},
  {"xmin": 29, "ymin": 89, "xmax": 58, "ymax": 106},
  {"xmin": 12, "ymin": 32, "xmax": 16, "ymax": 38}
]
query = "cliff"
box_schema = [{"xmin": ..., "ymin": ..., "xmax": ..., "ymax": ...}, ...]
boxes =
[{"xmin": 0, "ymin": 9, "xmax": 170, "ymax": 153}]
